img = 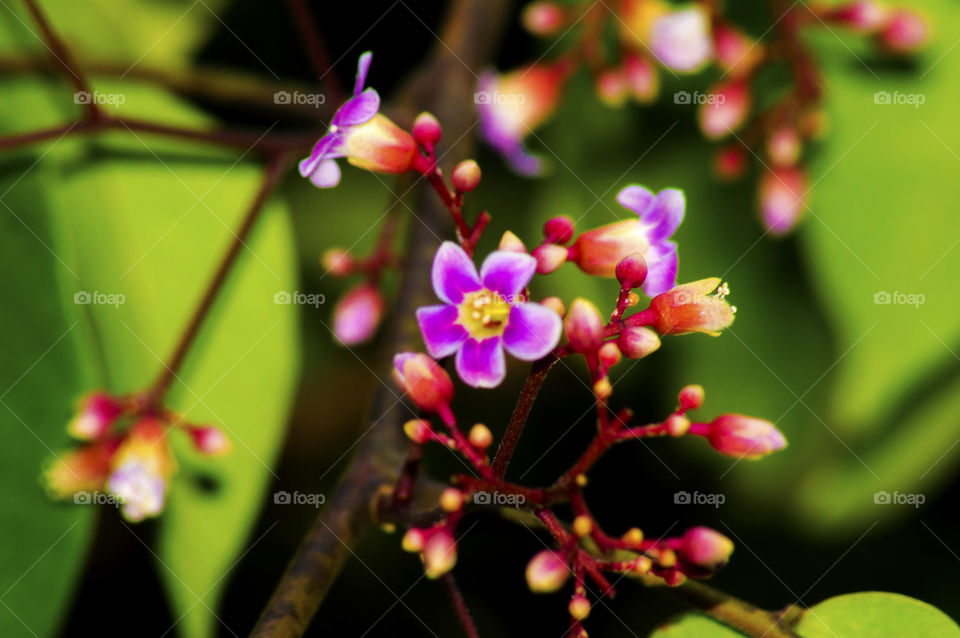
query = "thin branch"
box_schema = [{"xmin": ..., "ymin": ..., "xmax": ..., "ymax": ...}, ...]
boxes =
[
  {"xmin": 148, "ymin": 152, "xmax": 293, "ymax": 404},
  {"xmin": 491, "ymin": 355, "xmax": 557, "ymax": 477},
  {"xmin": 284, "ymin": 0, "xmax": 346, "ymax": 104},
  {"xmin": 21, "ymin": 0, "xmax": 99, "ymax": 119},
  {"xmin": 443, "ymin": 573, "xmax": 480, "ymax": 638},
  {"xmin": 248, "ymin": 1, "xmax": 513, "ymax": 636}
]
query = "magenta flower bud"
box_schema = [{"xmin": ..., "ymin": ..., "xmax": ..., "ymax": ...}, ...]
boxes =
[
  {"xmin": 680, "ymin": 526, "xmax": 734, "ymax": 569},
  {"xmin": 533, "ymin": 244, "xmax": 567, "ymax": 274},
  {"xmin": 68, "ymin": 391, "xmax": 124, "ymax": 440},
  {"xmin": 422, "ymin": 530, "xmax": 457, "ymax": 579},
  {"xmin": 564, "ymin": 298, "xmax": 604, "ymax": 353},
  {"xmin": 598, "ymin": 342, "xmax": 621, "ymax": 368},
  {"xmin": 402, "ymin": 528, "xmax": 426, "ymax": 552},
  {"xmin": 828, "ymin": 0, "xmax": 888, "ymax": 33},
  {"xmin": 712, "ymin": 145, "xmax": 748, "ymax": 181},
  {"xmin": 451, "ymin": 160, "xmax": 482, "ymax": 192},
  {"xmin": 412, "ymin": 111, "xmax": 442, "ymax": 152},
  {"xmin": 650, "ymin": 6, "xmax": 714, "ymax": 73},
  {"xmin": 333, "ymin": 284, "xmax": 384, "ymax": 345},
  {"xmin": 615, "ymin": 253, "xmax": 648, "ymax": 289},
  {"xmin": 648, "ymin": 278, "xmax": 735, "ymax": 336},
  {"xmin": 522, "ymin": 2, "xmax": 565, "ymax": 36},
  {"xmin": 678, "ymin": 384, "xmax": 704, "ymax": 411},
  {"xmin": 543, "ymin": 216, "xmax": 575, "ymax": 245},
  {"xmin": 393, "ymin": 353, "xmax": 454, "ymax": 412},
  {"xmin": 877, "ymin": 9, "xmax": 928, "ymax": 54},
  {"xmin": 526, "ymin": 550, "xmax": 570, "ymax": 593},
  {"xmin": 403, "ymin": 419, "xmax": 433, "ymax": 444},
  {"xmin": 706, "ymin": 414, "xmax": 787, "ymax": 459},
  {"xmin": 187, "ymin": 425, "xmax": 231, "ymax": 456},
  {"xmin": 623, "ymin": 53, "xmax": 658, "ymax": 103},
  {"xmin": 758, "ymin": 167, "xmax": 807, "ymax": 235},
  {"xmin": 618, "ymin": 326, "xmax": 661, "ymax": 359},
  {"xmin": 766, "ymin": 127, "xmax": 802, "ymax": 167},
  {"xmin": 698, "ymin": 80, "xmax": 751, "ymax": 140}
]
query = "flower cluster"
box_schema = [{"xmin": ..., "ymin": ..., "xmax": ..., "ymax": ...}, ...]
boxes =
[
  {"xmin": 477, "ymin": 0, "xmax": 929, "ymax": 234},
  {"xmin": 297, "ymin": 50, "xmax": 787, "ymax": 635},
  {"xmin": 44, "ymin": 391, "xmax": 229, "ymax": 522}
]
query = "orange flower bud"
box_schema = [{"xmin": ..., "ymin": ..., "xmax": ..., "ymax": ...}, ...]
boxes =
[
  {"xmin": 393, "ymin": 353, "xmax": 454, "ymax": 412},
  {"xmin": 647, "ymin": 278, "xmax": 735, "ymax": 336}
]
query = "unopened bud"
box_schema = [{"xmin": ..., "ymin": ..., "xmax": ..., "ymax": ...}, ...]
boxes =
[
  {"xmin": 877, "ymin": 8, "xmax": 928, "ymax": 54},
  {"xmin": 698, "ymin": 80, "xmax": 751, "ymax": 140},
  {"xmin": 766, "ymin": 127, "xmax": 802, "ymax": 167},
  {"xmin": 541, "ymin": 296, "xmax": 566, "ymax": 317},
  {"xmin": 678, "ymin": 385, "xmax": 704, "ymax": 410},
  {"xmin": 617, "ymin": 326, "xmax": 661, "ymax": 359},
  {"xmin": 68, "ymin": 391, "xmax": 124, "ymax": 440},
  {"xmin": 393, "ymin": 353, "xmax": 454, "ymax": 412},
  {"xmin": 648, "ymin": 278, "xmax": 735, "ymax": 336},
  {"xmin": 532, "ymin": 243, "xmax": 567, "ymax": 274},
  {"xmin": 440, "ymin": 488, "xmax": 464, "ymax": 512},
  {"xmin": 705, "ymin": 414, "xmax": 787, "ymax": 459},
  {"xmin": 615, "ymin": 253, "xmax": 648, "ymax": 289},
  {"xmin": 422, "ymin": 530, "xmax": 457, "ymax": 579},
  {"xmin": 187, "ymin": 425, "xmax": 231, "ymax": 455},
  {"xmin": 665, "ymin": 414, "xmax": 690, "ymax": 437},
  {"xmin": 333, "ymin": 284, "xmax": 384, "ymax": 345},
  {"xmin": 564, "ymin": 298, "xmax": 604, "ymax": 353},
  {"xmin": 468, "ymin": 423, "xmax": 493, "ymax": 449},
  {"xmin": 598, "ymin": 342, "xmax": 621, "ymax": 368},
  {"xmin": 572, "ymin": 515, "xmax": 593, "ymax": 537},
  {"xmin": 828, "ymin": 0, "xmax": 888, "ymax": 33},
  {"xmin": 402, "ymin": 528, "xmax": 426, "ymax": 552},
  {"xmin": 622, "ymin": 527, "xmax": 644, "ymax": 545},
  {"xmin": 452, "ymin": 159, "xmax": 482, "ymax": 192},
  {"xmin": 499, "ymin": 230, "xmax": 527, "ymax": 253},
  {"xmin": 680, "ymin": 526, "xmax": 734, "ymax": 569},
  {"xmin": 593, "ymin": 378, "xmax": 612, "ymax": 400},
  {"xmin": 522, "ymin": 2, "xmax": 565, "ymax": 36},
  {"xmin": 526, "ymin": 550, "xmax": 570, "ymax": 592},
  {"xmin": 404, "ymin": 419, "xmax": 433, "ymax": 444},
  {"xmin": 412, "ymin": 112, "xmax": 442, "ymax": 152},
  {"xmin": 712, "ymin": 144, "xmax": 748, "ymax": 180},
  {"xmin": 543, "ymin": 215, "xmax": 575, "ymax": 245},
  {"xmin": 321, "ymin": 247, "xmax": 353, "ymax": 276},
  {"xmin": 595, "ymin": 68, "xmax": 629, "ymax": 107},
  {"xmin": 758, "ymin": 167, "xmax": 807, "ymax": 235},
  {"xmin": 569, "ymin": 594, "xmax": 591, "ymax": 620}
]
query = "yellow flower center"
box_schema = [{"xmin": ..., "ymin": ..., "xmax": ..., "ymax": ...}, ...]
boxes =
[{"xmin": 458, "ymin": 289, "xmax": 511, "ymax": 338}]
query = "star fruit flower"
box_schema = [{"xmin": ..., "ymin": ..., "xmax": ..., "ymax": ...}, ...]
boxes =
[
  {"xmin": 416, "ymin": 242, "xmax": 562, "ymax": 388},
  {"xmin": 299, "ymin": 51, "xmax": 417, "ymax": 188}
]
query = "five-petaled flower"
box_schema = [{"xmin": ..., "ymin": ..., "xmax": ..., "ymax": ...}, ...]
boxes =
[
  {"xmin": 416, "ymin": 242, "xmax": 562, "ymax": 388},
  {"xmin": 299, "ymin": 52, "xmax": 417, "ymax": 188},
  {"xmin": 570, "ymin": 185, "xmax": 684, "ymax": 296}
]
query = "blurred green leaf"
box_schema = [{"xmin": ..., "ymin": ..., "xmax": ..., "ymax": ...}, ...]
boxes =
[{"xmin": 649, "ymin": 613, "xmax": 744, "ymax": 637}]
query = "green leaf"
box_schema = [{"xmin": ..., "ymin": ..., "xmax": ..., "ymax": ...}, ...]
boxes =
[
  {"xmin": 795, "ymin": 592, "xmax": 960, "ymax": 638},
  {"xmin": 649, "ymin": 613, "xmax": 746, "ymax": 637}
]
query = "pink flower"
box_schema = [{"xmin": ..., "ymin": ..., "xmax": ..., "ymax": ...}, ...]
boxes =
[
  {"xmin": 702, "ymin": 414, "xmax": 787, "ymax": 459},
  {"xmin": 650, "ymin": 6, "xmax": 714, "ymax": 73},
  {"xmin": 416, "ymin": 242, "xmax": 562, "ymax": 388},
  {"xmin": 299, "ymin": 52, "xmax": 416, "ymax": 188}
]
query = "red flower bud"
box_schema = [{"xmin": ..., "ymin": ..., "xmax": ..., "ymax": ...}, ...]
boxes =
[
  {"xmin": 680, "ymin": 526, "xmax": 734, "ymax": 569},
  {"xmin": 758, "ymin": 167, "xmax": 807, "ymax": 235},
  {"xmin": 617, "ymin": 326, "xmax": 661, "ymax": 359},
  {"xmin": 705, "ymin": 414, "xmax": 787, "ymax": 459},
  {"xmin": 877, "ymin": 8, "xmax": 928, "ymax": 54},
  {"xmin": 532, "ymin": 243, "xmax": 567, "ymax": 274},
  {"xmin": 543, "ymin": 215, "xmax": 575, "ymax": 245},
  {"xmin": 678, "ymin": 384, "xmax": 704, "ymax": 411},
  {"xmin": 393, "ymin": 353, "xmax": 454, "ymax": 412},
  {"xmin": 452, "ymin": 159, "xmax": 482, "ymax": 192},
  {"xmin": 321, "ymin": 247, "xmax": 353, "ymax": 276},
  {"xmin": 698, "ymin": 80, "xmax": 751, "ymax": 140},
  {"xmin": 412, "ymin": 111, "xmax": 442, "ymax": 152},
  {"xmin": 522, "ymin": 2, "xmax": 565, "ymax": 36},
  {"xmin": 422, "ymin": 529, "xmax": 457, "ymax": 579},
  {"xmin": 187, "ymin": 425, "xmax": 231, "ymax": 456},
  {"xmin": 333, "ymin": 284, "xmax": 384, "ymax": 345},
  {"xmin": 615, "ymin": 253, "xmax": 648, "ymax": 289},
  {"xmin": 68, "ymin": 391, "xmax": 124, "ymax": 440},
  {"xmin": 712, "ymin": 144, "xmax": 748, "ymax": 181},
  {"xmin": 564, "ymin": 298, "xmax": 604, "ymax": 353}
]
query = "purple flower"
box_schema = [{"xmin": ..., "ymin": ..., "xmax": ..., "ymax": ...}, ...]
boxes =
[
  {"xmin": 416, "ymin": 242, "xmax": 562, "ymax": 388},
  {"xmin": 570, "ymin": 185, "xmax": 684, "ymax": 296},
  {"xmin": 299, "ymin": 52, "xmax": 417, "ymax": 188}
]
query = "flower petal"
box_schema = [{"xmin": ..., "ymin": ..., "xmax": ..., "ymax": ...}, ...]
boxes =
[
  {"xmin": 308, "ymin": 159, "xmax": 342, "ymax": 188},
  {"xmin": 644, "ymin": 188, "xmax": 685, "ymax": 242},
  {"xmin": 299, "ymin": 134, "xmax": 339, "ymax": 177},
  {"xmin": 355, "ymin": 51, "xmax": 373, "ymax": 95},
  {"xmin": 455, "ymin": 337, "xmax": 506, "ymax": 388},
  {"xmin": 334, "ymin": 88, "xmax": 380, "ymax": 127},
  {"xmin": 642, "ymin": 241, "xmax": 678, "ymax": 297},
  {"xmin": 502, "ymin": 303, "xmax": 562, "ymax": 361},
  {"xmin": 480, "ymin": 251, "xmax": 537, "ymax": 298},
  {"xmin": 416, "ymin": 304, "xmax": 468, "ymax": 359},
  {"xmin": 506, "ymin": 146, "xmax": 543, "ymax": 176},
  {"xmin": 431, "ymin": 241, "xmax": 481, "ymax": 304},
  {"xmin": 616, "ymin": 185, "xmax": 655, "ymax": 215}
]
